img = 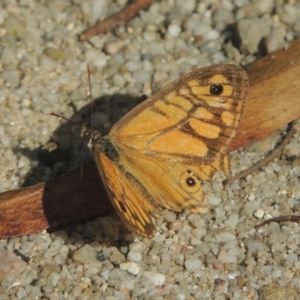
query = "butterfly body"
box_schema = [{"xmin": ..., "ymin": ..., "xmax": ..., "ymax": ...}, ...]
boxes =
[{"xmin": 82, "ymin": 64, "xmax": 249, "ymax": 238}]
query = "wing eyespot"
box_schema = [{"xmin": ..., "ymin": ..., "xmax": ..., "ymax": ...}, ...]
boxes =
[
  {"xmin": 180, "ymin": 170, "xmax": 202, "ymax": 193},
  {"xmin": 210, "ymin": 83, "xmax": 223, "ymax": 95},
  {"xmin": 186, "ymin": 177, "xmax": 196, "ymax": 187}
]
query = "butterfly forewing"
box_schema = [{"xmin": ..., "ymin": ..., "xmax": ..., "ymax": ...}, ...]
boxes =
[{"xmin": 111, "ymin": 64, "xmax": 248, "ymax": 166}]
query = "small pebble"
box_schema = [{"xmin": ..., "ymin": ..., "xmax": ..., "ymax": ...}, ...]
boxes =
[
  {"xmin": 166, "ymin": 23, "xmax": 182, "ymax": 39},
  {"xmin": 184, "ymin": 256, "xmax": 202, "ymax": 272},
  {"xmin": 207, "ymin": 194, "xmax": 222, "ymax": 206},
  {"xmin": 254, "ymin": 208, "xmax": 265, "ymax": 219},
  {"xmin": 71, "ymin": 245, "xmax": 103, "ymax": 270},
  {"xmin": 2, "ymin": 69, "xmax": 21, "ymax": 88},
  {"xmin": 143, "ymin": 271, "xmax": 166, "ymax": 286},
  {"xmin": 119, "ymin": 262, "xmax": 142, "ymax": 275},
  {"xmin": 44, "ymin": 47, "xmax": 65, "ymax": 61}
]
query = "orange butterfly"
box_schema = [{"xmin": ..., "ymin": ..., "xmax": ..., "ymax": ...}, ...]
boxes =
[{"xmin": 81, "ymin": 64, "xmax": 249, "ymax": 238}]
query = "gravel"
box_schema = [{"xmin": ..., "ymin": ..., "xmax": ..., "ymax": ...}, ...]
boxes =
[{"xmin": 1, "ymin": 0, "xmax": 300, "ymax": 299}]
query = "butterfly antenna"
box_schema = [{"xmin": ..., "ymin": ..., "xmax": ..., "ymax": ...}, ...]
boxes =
[
  {"xmin": 87, "ymin": 64, "xmax": 94, "ymax": 130},
  {"xmin": 49, "ymin": 112, "xmax": 76, "ymax": 124}
]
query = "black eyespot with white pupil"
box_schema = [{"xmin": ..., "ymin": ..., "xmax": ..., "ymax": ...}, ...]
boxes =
[
  {"xmin": 180, "ymin": 171, "xmax": 202, "ymax": 193},
  {"xmin": 186, "ymin": 177, "xmax": 196, "ymax": 187},
  {"xmin": 210, "ymin": 83, "xmax": 223, "ymax": 95}
]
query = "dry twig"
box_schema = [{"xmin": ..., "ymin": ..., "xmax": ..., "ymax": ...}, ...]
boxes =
[
  {"xmin": 255, "ymin": 215, "xmax": 300, "ymax": 228},
  {"xmin": 227, "ymin": 121, "xmax": 296, "ymax": 185},
  {"xmin": 80, "ymin": 0, "xmax": 156, "ymax": 41}
]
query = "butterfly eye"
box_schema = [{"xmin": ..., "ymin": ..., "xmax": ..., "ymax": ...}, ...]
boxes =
[
  {"xmin": 210, "ymin": 83, "xmax": 223, "ymax": 95},
  {"xmin": 101, "ymin": 138, "xmax": 119, "ymax": 161}
]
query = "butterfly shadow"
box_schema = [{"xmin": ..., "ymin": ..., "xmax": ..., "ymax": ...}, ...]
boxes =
[{"xmin": 11, "ymin": 93, "xmax": 147, "ymax": 245}]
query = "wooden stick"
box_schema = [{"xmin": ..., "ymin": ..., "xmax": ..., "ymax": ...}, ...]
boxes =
[
  {"xmin": 80, "ymin": 0, "xmax": 156, "ymax": 41},
  {"xmin": 0, "ymin": 164, "xmax": 112, "ymax": 238},
  {"xmin": 230, "ymin": 38, "xmax": 300, "ymax": 151}
]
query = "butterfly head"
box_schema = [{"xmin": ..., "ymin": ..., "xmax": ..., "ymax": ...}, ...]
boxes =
[{"xmin": 81, "ymin": 124, "xmax": 101, "ymax": 149}]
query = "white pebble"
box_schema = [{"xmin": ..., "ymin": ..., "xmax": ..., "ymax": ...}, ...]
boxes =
[
  {"xmin": 203, "ymin": 30, "xmax": 219, "ymax": 41},
  {"xmin": 127, "ymin": 250, "xmax": 142, "ymax": 262},
  {"xmin": 176, "ymin": 0, "xmax": 196, "ymax": 14},
  {"xmin": 191, "ymin": 228, "xmax": 206, "ymax": 239},
  {"xmin": 93, "ymin": 52, "xmax": 110, "ymax": 68},
  {"xmin": 218, "ymin": 249, "xmax": 238, "ymax": 264},
  {"xmin": 143, "ymin": 271, "xmax": 166, "ymax": 286},
  {"xmin": 119, "ymin": 262, "xmax": 142, "ymax": 275},
  {"xmin": 71, "ymin": 244, "xmax": 103, "ymax": 270},
  {"xmin": 224, "ymin": 213, "xmax": 239, "ymax": 227},
  {"xmin": 84, "ymin": 49, "xmax": 99, "ymax": 62},
  {"xmin": 271, "ymin": 267, "xmax": 283, "ymax": 278},
  {"xmin": 207, "ymin": 194, "xmax": 222, "ymax": 206},
  {"xmin": 133, "ymin": 70, "xmax": 152, "ymax": 83},
  {"xmin": 2, "ymin": 69, "xmax": 21, "ymax": 88},
  {"xmin": 125, "ymin": 60, "xmax": 140, "ymax": 72},
  {"xmin": 214, "ymin": 232, "xmax": 236, "ymax": 243},
  {"xmin": 17, "ymin": 155, "xmax": 30, "ymax": 169},
  {"xmin": 184, "ymin": 256, "xmax": 202, "ymax": 272},
  {"xmin": 49, "ymin": 272, "xmax": 61, "ymax": 286},
  {"xmin": 129, "ymin": 241, "xmax": 147, "ymax": 252},
  {"xmin": 103, "ymin": 39, "xmax": 128, "ymax": 55},
  {"xmin": 247, "ymin": 193, "xmax": 256, "ymax": 201},
  {"xmin": 112, "ymin": 73, "xmax": 126, "ymax": 88},
  {"xmin": 166, "ymin": 23, "xmax": 182, "ymax": 39},
  {"xmin": 254, "ymin": 208, "xmax": 265, "ymax": 219}
]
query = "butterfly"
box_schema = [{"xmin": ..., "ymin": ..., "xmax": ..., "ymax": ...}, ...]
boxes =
[{"xmin": 81, "ymin": 64, "xmax": 249, "ymax": 238}]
